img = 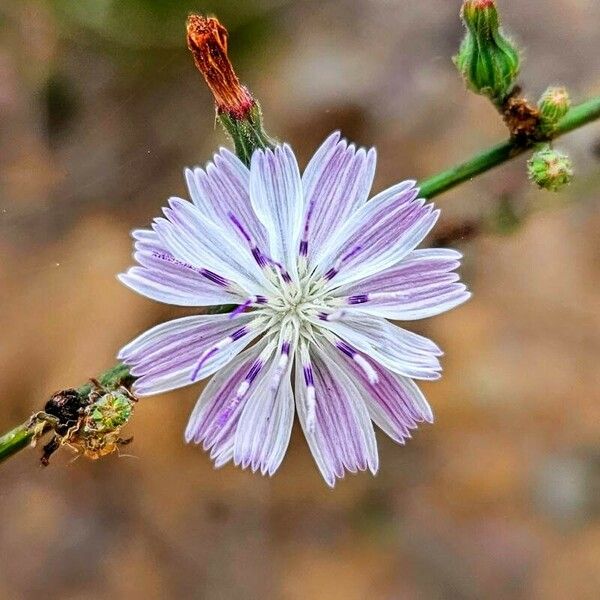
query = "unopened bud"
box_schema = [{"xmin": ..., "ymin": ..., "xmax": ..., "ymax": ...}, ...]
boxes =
[
  {"xmin": 538, "ymin": 86, "xmax": 571, "ymax": 136},
  {"xmin": 454, "ymin": 0, "xmax": 520, "ymax": 105},
  {"xmin": 527, "ymin": 145, "xmax": 573, "ymax": 192}
]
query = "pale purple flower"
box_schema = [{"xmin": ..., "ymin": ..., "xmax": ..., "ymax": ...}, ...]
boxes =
[{"xmin": 118, "ymin": 132, "xmax": 470, "ymax": 486}]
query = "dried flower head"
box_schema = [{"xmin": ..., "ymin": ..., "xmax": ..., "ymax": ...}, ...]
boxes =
[
  {"xmin": 119, "ymin": 134, "xmax": 470, "ymax": 486},
  {"xmin": 186, "ymin": 14, "xmax": 254, "ymax": 119}
]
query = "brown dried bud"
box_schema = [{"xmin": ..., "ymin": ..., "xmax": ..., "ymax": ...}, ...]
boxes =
[
  {"xmin": 502, "ymin": 89, "xmax": 540, "ymax": 144},
  {"xmin": 186, "ymin": 14, "xmax": 253, "ymax": 119}
]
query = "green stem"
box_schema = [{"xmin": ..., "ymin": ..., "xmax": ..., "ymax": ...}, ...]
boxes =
[
  {"xmin": 0, "ymin": 422, "xmax": 34, "ymax": 463},
  {"xmin": 1, "ymin": 96, "xmax": 599, "ymax": 467},
  {"xmin": 420, "ymin": 96, "xmax": 600, "ymax": 198}
]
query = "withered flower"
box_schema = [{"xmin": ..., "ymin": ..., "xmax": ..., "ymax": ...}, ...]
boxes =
[{"xmin": 186, "ymin": 15, "xmax": 254, "ymax": 119}]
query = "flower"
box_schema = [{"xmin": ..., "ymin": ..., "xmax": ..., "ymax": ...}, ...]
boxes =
[{"xmin": 118, "ymin": 133, "xmax": 470, "ymax": 486}]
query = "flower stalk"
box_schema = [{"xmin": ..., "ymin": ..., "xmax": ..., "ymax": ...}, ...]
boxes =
[{"xmin": 419, "ymin": 95, "xmax": 600, "ymax": 199}]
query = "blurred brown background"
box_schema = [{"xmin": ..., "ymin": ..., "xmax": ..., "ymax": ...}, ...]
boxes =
[{"xmin": 1, "ymin": 1, "xmax": 599, "ymax": 598}]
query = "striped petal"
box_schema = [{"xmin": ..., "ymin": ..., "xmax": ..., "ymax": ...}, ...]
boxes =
[
  {"xmin": 316, "ymin": 312, "xmax": 443, "ymax": 380},
  {"xmin": 249, "ymin": 145, "xmax": 303, "ymax": 279},
  {"xmin": 294, "ymin": 342, "xmax": 378, "ymax": 487},
  {"xmin": 154, "ymin": 198, "xmax": 272, "ymax": 297},
  {"xmin": 335, "ymin": 347, "xmax": 433, "ymax": 444},
  {"xmin": 299, "ymin": 132, "xmax": 376, "ymax": 266},
  {"xmin": 185, "ymin": 148, "xmax": 269, "ymax": 252},
  {"xmin": 233, "ymin": 347, "xmax": 295, "ymax": 476},
  {"xmin": 337, "ymin": 248, "xmax": 471, "ymax": 320},
  {"xmin": 119, "ymin": 313, "xmax": 263, "ymax": 396},
  {"xmin": 119, "ymin": 229, "xmax": 242, "ymax": 306},
  {"xmin": 315, "ymin": 182, "xmax": 439, "ymax": 289},
  {"xmin": 185, "ymin": 339, "xmax": 274, "ymax": 468}
]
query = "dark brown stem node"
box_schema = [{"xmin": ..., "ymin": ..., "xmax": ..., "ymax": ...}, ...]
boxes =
[{"xmin": 501, "ymin": 87, "xmax": 541, "ymax": 145}]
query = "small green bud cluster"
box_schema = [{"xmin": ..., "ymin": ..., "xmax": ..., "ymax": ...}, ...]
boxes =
[
  {"xmin": 87, "ymin": 391, "xmax": 134, "ymax": 433},
  {"xmin": 454, "ymin": 0, "xmax": 520, "ymax": 105},
  {"xmin": 538, "ymin": 86, "xmax": 571, "ymax": 136},
  {"xmin": 527, "ymin": 145, "xmax": 573, "ymax": 192}
]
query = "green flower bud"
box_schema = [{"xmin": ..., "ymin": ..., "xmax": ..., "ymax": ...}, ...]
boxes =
[
  {"xmin": 527, "ymin": 145, "xmax": 573, "ymax": 192},
  {"xmin": 538, "ymin": 86, "xmax": 571, "ymax": 136},
  {"xmin": 454, "ymin": 0, "xmax": 520, "ymax": 105},
  {"xmin": 88, "ymin": 392, "xmax": 133, "ymax": 433}
]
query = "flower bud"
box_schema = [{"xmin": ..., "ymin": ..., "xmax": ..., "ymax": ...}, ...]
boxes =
[
  {"xmin": 527, "ymin": 145, "xmax": 573, "ymax": 192},
  {"xmin": 454, "ymin": 0, "xmax": 520, "ymax": 105},
  {"xmin": 538, "ymin": 86, "xmax": 571, "ymax": 136}
]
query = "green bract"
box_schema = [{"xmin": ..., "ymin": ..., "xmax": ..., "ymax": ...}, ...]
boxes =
[{"xmin": 454, "ymin": 0, "xmax": 520, "ymax": 105}]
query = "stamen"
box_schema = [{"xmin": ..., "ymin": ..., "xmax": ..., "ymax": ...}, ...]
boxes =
[
  {"xmin": 234, "ymin": 356, "xmax": 263, "ymax": 399},
  {"xmin": 265, "ymin": 257, "xmax": 292, "ymax": 283},
  {"xmin": 228, "ymin": 215, "xmax": 292, "ymax": 283},
  {"xmin": 318, "ymin": 309, "xmax": 346, "ymax": 321},
  {"xmin": 269, "ymin": 340, "xmax": 292, "ymax": 393}
]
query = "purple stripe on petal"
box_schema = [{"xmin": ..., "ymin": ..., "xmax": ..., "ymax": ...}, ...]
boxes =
[
  {"xmin": 336, "ymin": 248, "xmax": 469, "ymax": 320},
  {"xmin": 191, "ymin": 347, "xmax": 219, "ymax": 381},
  {"xmin": 336, "ymin": 340, "xmax": 355, "ymax": 358},
  {"xmin": 199, "ymin": 268, "xmax": 229, "ymax": 287},
  {"xmin": 348, "ymin": 294, "xmax": 369, "ymax": 305},
  {"xmin": 324, "ymin": 268, "xmax": 338, "ymax": 281},
  {"xmin": 251, "ymin": 247, "xmax": 268, "ymax": 267},
  {"xmin": 335, "ymin": 347, "xmax": 433, "ymax": 444},
  {"xmin": 231, "ymin": 326, "xmax": 248, "ymax": 341},
  {"xmin": 303, "ymin": 365, "xmax": 314, "ymax": 386},
  {"xmin": 228, "ymin": 211, "xmax": 252, "ymax": 243},
  {"xmin": 300, "ymin": 133, "xmax": 377, "ymax": 266}
]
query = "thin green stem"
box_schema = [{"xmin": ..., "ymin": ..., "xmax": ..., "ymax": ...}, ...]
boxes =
[
  {"xmin": 0, "ymin": 422, "xmax": 34, "ymax": 463},
  {"xmin": 420, "ymin": 95, "xmax": 600, "ymax": 199}
]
